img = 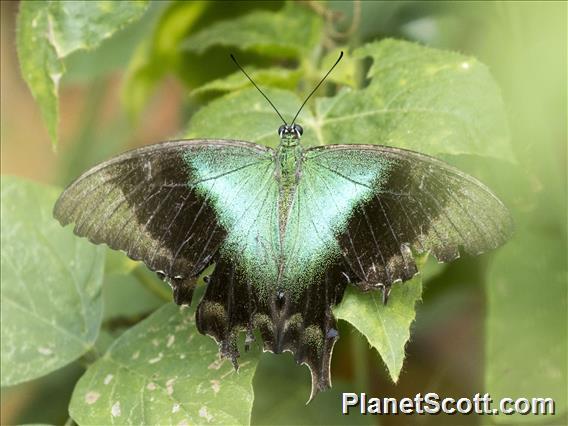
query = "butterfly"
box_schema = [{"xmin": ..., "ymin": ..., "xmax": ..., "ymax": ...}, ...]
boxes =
[{"xmin": 53, "ymin": 52, "xmax": 513, "ymax": 400}]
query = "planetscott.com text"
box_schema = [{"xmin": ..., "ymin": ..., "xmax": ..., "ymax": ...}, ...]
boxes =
[{"xmin": 342, "ymin": 392, "xmax": 555, "ymax": 416}]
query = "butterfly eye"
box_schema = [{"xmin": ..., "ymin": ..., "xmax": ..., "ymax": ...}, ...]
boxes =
[
  {"xmin": 293, "ymin": 124, "xmax": 303, "ymax": 136},
  {"xmin": 278, "ymin": 125, "xmax": 286, "ymax": 137}
]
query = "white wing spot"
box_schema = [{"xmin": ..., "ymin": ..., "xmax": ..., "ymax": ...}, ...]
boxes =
[
  {"xmin": 85, "ymin": 391, "xmax": 100, "ymax": 405},
  {"xmin": 172, "ymin": 403, "xmax": 181, "ymax": 413},
  {"xmin": 104, "ymin": 374, "xmax": 114, "ymax": 385},
  {"xmin": 144, "ymin": 160, "xmax": 153, "ymax": 180},
  {"xmin": 199, "ymin": 406, "xmax": 213, "ymax": 422},
  {"xmin": 111, "ymin": 401, "xmax": 121, "ymax": 417},
  {"xmin": 149, "ymin": 352, "xmax": 163, "ymax": 364}
]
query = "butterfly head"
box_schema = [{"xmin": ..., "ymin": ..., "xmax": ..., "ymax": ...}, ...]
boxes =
[
  {"xmin": 230, "ymin": 51, "xmax": 342, "ymax": 148},
  {"xmin": 278, "ymin": 124, "xmax": 303, "ymax": 146}
]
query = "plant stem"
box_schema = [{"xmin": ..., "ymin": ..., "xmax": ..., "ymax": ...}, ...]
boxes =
[{"xmin": 352, "ymin": 329, "xmax": 370, "ymax": 393}]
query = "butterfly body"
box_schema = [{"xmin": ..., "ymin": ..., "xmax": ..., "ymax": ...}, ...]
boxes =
[
  {"xmin": 275, "ymin": 139, "xmax": 302, "ymax": 238},
  {"xmin": 54, "ymin": 133, "xmax": 512, "ymax": 399}
]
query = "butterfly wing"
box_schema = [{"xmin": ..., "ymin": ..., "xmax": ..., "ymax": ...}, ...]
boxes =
[
  {"xmin": 54, "ymin": 139, "xmax": 274, "ymax": 304},
  {"xmin": 304, "ymin": 144, "xmax": 514, "ymax": 295}
]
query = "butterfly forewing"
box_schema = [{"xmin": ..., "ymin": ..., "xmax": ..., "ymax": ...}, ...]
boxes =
[
  {"xmin": 54, "ymin": 140, "xmax": 273, "ymax": 302},
  {"xmin": 304, "ymin": 144, "xmax": 514, "ymax": 289}
]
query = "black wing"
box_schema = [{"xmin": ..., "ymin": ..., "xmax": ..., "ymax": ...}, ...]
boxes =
[
  {"xmin": 54, "ymin": 139, "xmax": 272, "ymax": 304},
  {"xmin": 305, "ymin": 144, "xmax": 513, "ymax": 300}
]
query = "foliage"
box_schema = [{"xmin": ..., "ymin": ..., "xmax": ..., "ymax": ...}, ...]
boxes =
[
  {"xmin": 69, "ymin": 303, "xmax": 258, "ymax": 425},
  {"xmin": 1, "ymin": 177, "xmax": 105, "ymax": 386},
  {"xmin": 16, "ymin": 1, "xmax": 149, "ymax": 148},
  {"xmin": 334, "ymin": 277, "xmax": 422, "ymax": 383},
  {"xmin": 3, "ymin": 1, "xmax": 565, "ymax": 425}
]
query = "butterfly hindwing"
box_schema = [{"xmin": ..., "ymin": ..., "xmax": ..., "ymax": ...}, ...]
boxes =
[{"xmin": 304, "ymin": 144, "xmax": 514, "ymax": 291}]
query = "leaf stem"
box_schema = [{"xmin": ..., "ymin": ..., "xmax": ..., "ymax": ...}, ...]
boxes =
[{"xmin": 352, "ymin": 329, "xmax": 370, "ymax": 393}]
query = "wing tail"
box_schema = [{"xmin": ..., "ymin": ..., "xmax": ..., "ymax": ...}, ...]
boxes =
[{"xmin": 196, "ymin": 257, "xmax": 349, "ymax": 400}]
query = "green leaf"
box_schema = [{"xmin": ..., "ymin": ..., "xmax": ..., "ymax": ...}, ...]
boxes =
[
  {"xmin": 334, "ymin": 276, "xmax": 422, "ymax": 382},
  {"xmin": 0, "ymin": 177, "xmax": 105, "ymax": 386},
  {"xmin": 318, "ymin": 39, "xmax": 511, "ymax": 159},
  {"xmin": 485, "ymin": 230, "xmax": 567, "ymax": 421},
  {"xmin": 182, "ymin": 3, "xmax": 322, "ymax": 58},
  {"xmin": 319, "ymin": 48, "xmax": 357, "ymax": 88},
  {"xmin": 62, "ymin": 2, "xmax": 163, "ymax": 85},
  {"xmin": 16, "ymin": 0, "xmax": 149, "ymax": 148},
  {"xmin": 104, "ymin": 250, "xmax": 138, "ymax": 277},
  {"xmin": 252, "ymin": 354, "xmax": 373, "ymax": 425},
  {"xmin": 121, "ymin": 1, "xmax": 209, "ymax": 119},
  {"xmin": 122, "ymin": 2, "xmax": 290, "ymax": 119},
  {"xmin": 186, "ymin": 40, "xmax": 511, "ymax": 161},
  {"xmin": 185, "ymin": 87, "xmax": 304, "ymax": 148},
  {"xmin": 69, "ymin": 303, "xmax": 259, "ymax": 425},
  {"xmin": 193, "ymin": 67, "xmax": 302, "ymax": 96},
  {"xmin": 102, "ymin": 269, "xmax": 166, "ymax": 323}
]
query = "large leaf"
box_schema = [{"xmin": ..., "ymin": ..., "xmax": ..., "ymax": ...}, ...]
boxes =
[
  {"xmin": 69, "ymin": 303, "xmax": 259, "ymax": 425},
  {"xmin": 315, "ymin": 39, "xmax": 512, "ymax": 160},
  {"xmin": 182, "ymin": 2, "xmax": 322, "ymax": 58},
  {"xmin": 334, "ymin": 276, "xmax": 422, "ymax": 382},
  {"xmin": 187, "ymin": 40, "xmax": 511, "ymax": 161},
  {"xmin": 0, "ymin": 177, "xmax": 105, "ymax": 386},
  {"xmin": 16, "ymin": 0, "xmax": 149, "ymax": 148}
]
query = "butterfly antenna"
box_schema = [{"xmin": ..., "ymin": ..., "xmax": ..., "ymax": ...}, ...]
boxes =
[
  {"xmin": 291, "ymin": 51, "xmax": 343, "ymax": 125},
  {"xmin": 230, "ymin": 54, "xmax": 287, "ymax": 125}
]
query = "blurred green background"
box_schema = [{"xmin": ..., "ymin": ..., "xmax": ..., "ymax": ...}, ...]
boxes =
[{"xmin": 1, "ymin": 1, "xmax": 566, "ymax": 425}]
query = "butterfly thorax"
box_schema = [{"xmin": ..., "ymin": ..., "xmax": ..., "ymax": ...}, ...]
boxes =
[
  {"xmin": 275, "ymin": 136, "xmax": 303, "ymax": 254},
  {"xmin": 275, "ymin": 137, "xmax": 302, "ymax": 184}
]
